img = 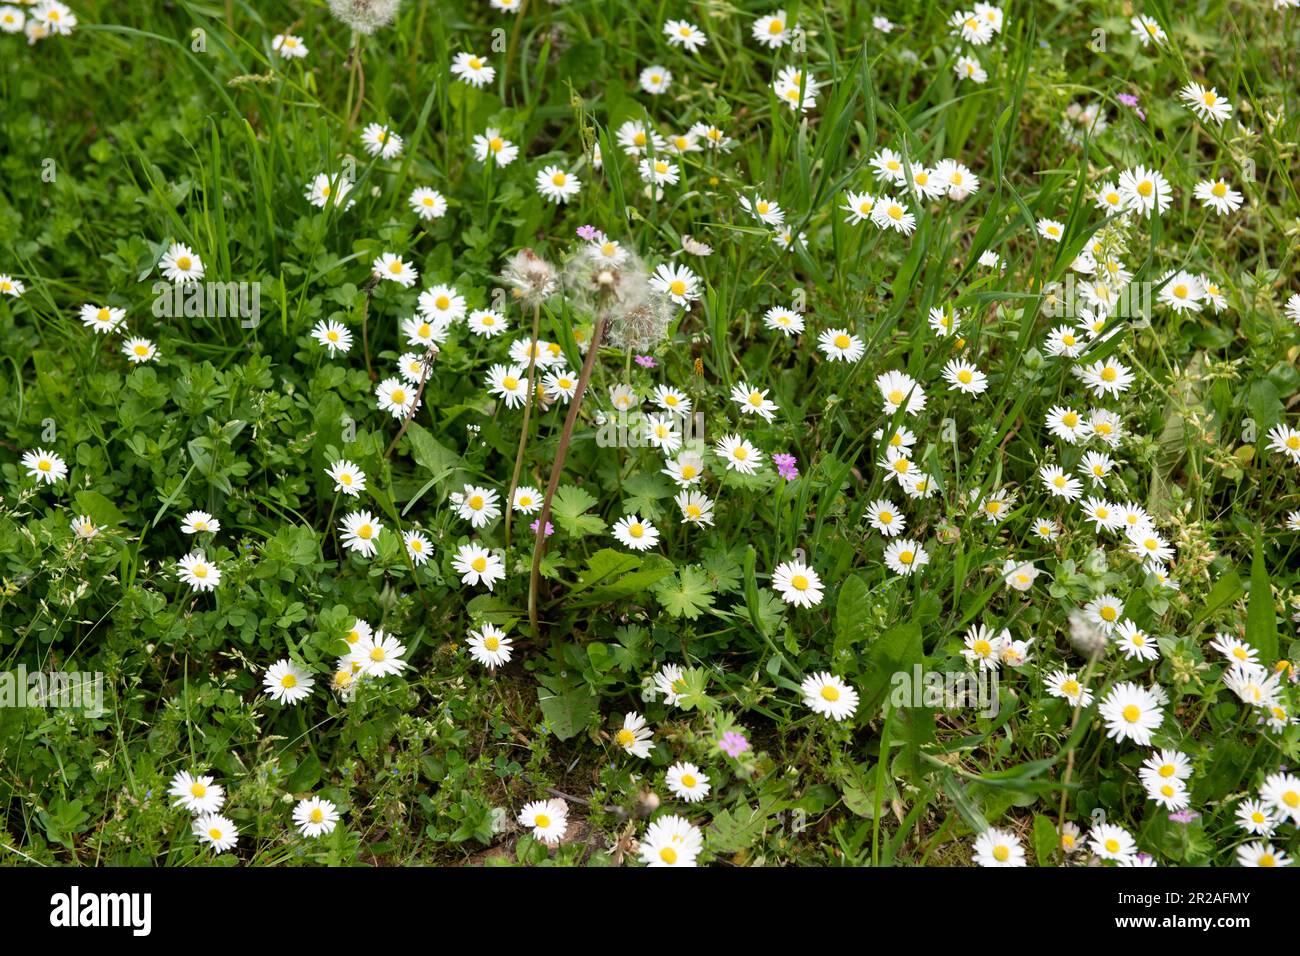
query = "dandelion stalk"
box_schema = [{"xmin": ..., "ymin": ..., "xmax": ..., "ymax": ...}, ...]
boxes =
[
  {"xmin": 529, "ymin": 316, "xmax": 608, "ymax": 638},
  {"xmin": 504, "ymin": 303, "xmax": 542, "ymax": 550}
]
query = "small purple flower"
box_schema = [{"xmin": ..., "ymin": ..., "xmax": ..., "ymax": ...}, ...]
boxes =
[
  {"xmin": 719, "ymin": 731, "xmax": 750, "ymax": 757},
  {"xmin": 773, "ymin": 453, "xmax": 799, "ymax": 480},
  {"xmin": 530, "ymin": 519, "xmax": 555, "ymax": 537},
  {"xmin": 1168, "ymin": 809, "xmax": 1200, "ymax": 824},
  {"xmin": 1116, "ymin": 93, "xmax": 1145, "ymax": 121},
  {"xmin": 634, "ymin": 354, "xmax": 657, "ymax": 368},
  {"xmin": 576, "ymin": 224, "xmax": 600, "ymax": 242}
]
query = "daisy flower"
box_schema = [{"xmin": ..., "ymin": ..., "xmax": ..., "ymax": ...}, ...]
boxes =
[
  {"xmin": 452, "ymin": 543, "xmax": 506, "ymax": 590},
  {"xmin": 1179, "ymin": 82, "xmax": 1233, "ymax": 125},
  {"xmin": 730, "ymin": 382, "xmax": 779, "ymax": 422},
  {"xmin": 1237, "ymin": 842, "xmax": 1292, "ymax": 868},
  {"xmin": 639, "ymin": 65, "xmax": 672, "ymax": 94},
  {"xmin": 770, "ymin": 559, "xmax": 824, "ymax": 608},
  {"xmin": 403, "ymin": 529, "xmax": 432, "ymax": 565},
  {"xmin": 650, "ymin": 263, "xmax": 701, "ymax": 306},
  {"xmin": 168, "ymin": 771, "xmax": 225, "ymax": 814},
  {"xmin": 542, "ymin": 368, "xmax": 577, "ymax": 402},
  {"xmin": 973, "ymin": 828, "xmax": 1026, "ymax": 867},
  {"xmin": 663, "ymin": 18, "xmax": 707, "ymax": 51},
  {"xmin": 1114, "ymin": 620, "xmax": 1159, "ymax": 662},
  {"xmin": 876, "ymin": 370, "xmax": 926, "ymax": 415},
  {"xmin": 1260, "ymin": 772, "xmax": 1300, "ymax": 824},
  {"xmin": 519, "ymin": 798, "xmax": 568, "ymax": 844},
  {"xmin": 339, "ymin": 511, "xmax": 383, "ymax": 558},
  {"xmin": 613, "ymin": 514, "xmax": 660, "ymax": 551},
  {"xmin": 361, "ymin": 122, "xmax": 404, "ymax": 159},
  {"xmin": 375, "ymin": 376, "xmax": 420, "ymax": 420},
  {"xmin": 714, "ymin": 433, "xmax": 763, "ymax": 475},
  {"xmin": 176, "ymin": 552, "xmax": 220, "ymax": 592},
  {"xmin": 80, "ymin": 303, "xmax": 126, "ymax": 334},
  {"xmin": 1194, "ymin": 178, "xmax": 1243, "ymax": 215},
  {"xmin": 1235, "ymin": 800, "xmax": 1277, "ymax": 837},
  {"xmin": 0, "ymin": 274, "xmax": 25, "ymax": 296},
  {"xmin": 273, "ymin": 33, "xmax": 308, "ymax": 59},
  {"xmin": 639, "ymin": 814, "xmax": 703, "ymax": 867},
  {"xmin": 307, "ymin": 318, "xmax": 351, "ymax": 356},
  {"xmin": 752, "ymin": 10, "xmax": 793, "ymax": 48},
  {"xmin": 801, "ymin": 672, "xmax": 859, "ymax": 721},
  {"xmin": 1045, "ymin": 669, "xmax": 1094, "ymax": 707},
  {"xmin": 536, "ymin": 164, "xmax": 581, "ymax": 203},
  {"xmin": 408, "ymin": 187, "xmax": 447, "ymax": 220},
  {"xmin": 1077, "ymin": 358, "xmax": 1134, "ymax": 399},
  {"xmin": 954, "ymin": 55, "xmax": 987, "ymax": 83},
  {"xmin": 871, "ymin": 194, "xmax": 917, "ymax": 234},
  {"xmin": 352, "ymin": 629, "xmax": 407, "ymax": 678},
  {"xmin": 20, "ymin": 447, "xmax": 64, "ymax": 486},
  {"xmin": 1118, "ymin": 165, "xmax": 1172, "ymax": 218},
  {"xmin": 819, "ymin": 327, "xmax": 865, "ymax": 362},
  {"xmin": 1089, "ymin": 822, "xmax": 1137, "ymax": 862},
  {"xmin": 453, "ymin": 485, "xmax": 501, "ymax": 529},
  {"xmin": 663, "ymin": 452, "xmax": 706, "ymax": 487},
  {"xmin": 326, "ymin": 460, "xmax": 366, "ymax": 497},
  {"xmin": 264, "ymin": 659, "xmax": 314, "ymax": 705},
  {"xmin": 472, "ymin": 128, "xmax": 519, "ymax": 167},
  {"xmin": 293, "ymin": 796, "xmax": 340, "ymax": 838},
  {"xmin": 866, "ymin": 498, "xmax": 906, "ymax": 537},
  {"xmin": 468, "ymin": 624, "xmax": 513, "ymax": 669},
  {"xmin": 884, "ymin": 538, "xmax": 929, "ymax": 576},
  {"xmin": 485, "ymin": 364, "xmax": 530, "ymax": 410},
  {"xmin": 614, "ymin": 712, "xmax": 653, "ymax": 758},
  {"xmin": 675, "ymin": 490, "xmax": 714, "ymax": 526},
  {"xmin": 450, "ymin": 52, "xmax": 495, "ymax": 87},
  {"xmin": 1130, "ymin": 15, "xmax": 1166, "ymax": 46},
  {"xmin": 159, "ymin": 242, "xmax": 204, "ymax": 283},
  {"xmin": 1098, "ymin": 682, "xmax": 1164, "ymax": 746},
  {"xmin": 841, "ymin": 190, "xmax": 877, "ymax": 224},
  {"xmin": 180, "ymin": 511, "xmax": 219, "ymax": 535},
  {"xmin": 193, "ymin": 814, "xmax": 238, "ymax": 854},
  {"xmin": 373, "ymin": 252, "xmax": 418, "ymax": 287},
  {"xmin": 942, "ymin": 359, "xmax": 988, "ymax": 395},
  {"xmin": 665, "ymin": 762, "xmax": 711, "ymax": 802}
]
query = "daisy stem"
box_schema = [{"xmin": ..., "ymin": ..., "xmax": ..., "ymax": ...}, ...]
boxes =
[
  {"xmin": 529, "ymin": 317, "xmax": 609, "ymax": 640},
  {"xmin": 359, "ymin": 275, "xmax": 378, "ymax": 381},
  {"xmin": 384, "ymin": 347, "xmax": 436, "ymax": 459},
  {"xmin": 325, "ymin": 491, "xmax": 341, "ymax": 562},
  {"xmin": 504, "ymin": 303, "xmax": 542, "ymax": 551}
]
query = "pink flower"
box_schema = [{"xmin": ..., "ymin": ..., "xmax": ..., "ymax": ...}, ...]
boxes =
[
  {"xmin": 719, "ymin": 731, "xmax": 750, "ymax": 757},
  {"xmin": 530, "ymin": 519, "xmax": 555, "ymax": 537},
  {"xmin": 773, "ymin": 453, "xmax": 799, "ymax": 480}
]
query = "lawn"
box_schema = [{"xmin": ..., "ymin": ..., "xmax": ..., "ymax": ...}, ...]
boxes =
[{"xmin": 1, "ymin": 0, "xmax": 1299, "ymax": 868}]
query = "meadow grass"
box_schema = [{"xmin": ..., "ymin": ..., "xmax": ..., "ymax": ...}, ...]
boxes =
[{"xmin": 1, "ymin": 0, "xmax": 1299, "ymax": 867}]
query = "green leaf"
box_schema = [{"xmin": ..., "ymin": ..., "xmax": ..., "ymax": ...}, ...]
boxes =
[
  {"xmin": 1246, "ymin": 534, "xmax": 1279, "ymax": 665},
  {"xmin": 537, "ymin": 685, "xmax": 596, "ymax": 742},
  {"xmin": 552, "ymin": 484, "xmax": 606, "ymax": 537},
  {"xmin": 833, "ymin": 573, "xmax": 874, "ymax": 658},
  {"xmin": 73, "ymin": 490, "xmax": 127, "ymax": 527},
  {"xmin": 653, "ymin": 565, "xmax": 717, "ymax": 620},
  {"xmin": 860, "ymin": 621, "xmax": 925, "ymax": 714},
  {"xmin": 1032, "ymin": 814, "xmax": 1058, "ymax": 866},
  {"xmin": 286, "ymin": 753, "xmax": 322, "ymax": 792}
]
